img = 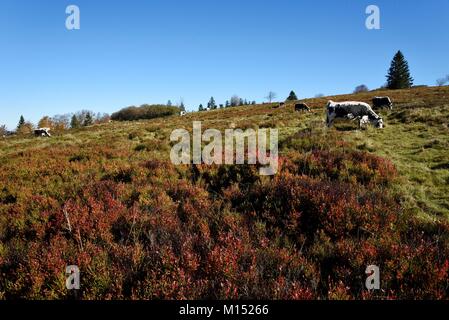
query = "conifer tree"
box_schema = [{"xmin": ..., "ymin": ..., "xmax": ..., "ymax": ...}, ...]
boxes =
[
  {"xmin": 83, "ymin": 112, "xmax": 93, "ymax": 126},
  {"xmin": 386, "ymin": 50, "xmax": 414, "ymax": 89},
  {"xmin": 17, "ymin": 115, "xmax": 25, "ymax": 130},
  {"xmin": 70, "ymin": 115, "xmax": 81, "ymax": 129},
  {"xmin": 207, "ymin": 97, "xmax": 216, "ymax": 110},
  {"xmin": 286, "ymin": 90, "xmax": 298, "ymax": 101}
]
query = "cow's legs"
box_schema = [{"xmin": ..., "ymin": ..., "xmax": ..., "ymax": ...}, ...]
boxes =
[
  {"xmin": 326, "ymin": 113, "xmax": 336, "ymax": 127},
  {"xmin": 356, "ymin": 116, "xmax": 368, "ymax": 129}
]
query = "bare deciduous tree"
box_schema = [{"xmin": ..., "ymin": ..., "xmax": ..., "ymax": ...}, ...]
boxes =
[
  {"xmin": 265, "ymin": 91, "xmax": 277, "ymax": 103},
  {"xmin": 230, "ymin": 95, "xmax": 240, "ymax": 107},
  {"xmin": 436, "ymin": 78, "xmax": 447, "ymax": 86},
  {"xmin": 436, "ymin": 74, "xmax": 449, "ymax": 86},
  {"xmin": 52, "ymin": 114, "xmax": 71, "ymax": 132}
]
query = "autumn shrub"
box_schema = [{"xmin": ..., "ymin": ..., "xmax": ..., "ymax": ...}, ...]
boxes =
[
  {"xmin": 1, "ymin": 89, "xmax": 449, "ymax": 300},
  {"xmin": 111, "ymin": 105, "xmax": 180, "ymax": 122}
]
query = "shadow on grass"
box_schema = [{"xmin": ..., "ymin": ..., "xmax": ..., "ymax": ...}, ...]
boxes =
[{"xmin": 431, "ymin": 162, "xmax": 449, "ymax": 170}]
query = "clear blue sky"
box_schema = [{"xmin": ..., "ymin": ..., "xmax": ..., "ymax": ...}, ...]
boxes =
[{"xmin": 1, "ymin": 0, "xmax": 448, "ymax": 129}]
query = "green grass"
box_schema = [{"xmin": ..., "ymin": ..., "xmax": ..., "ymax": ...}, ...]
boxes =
[
  {"xmin": 1, "ymin": 85, "xmax": 449, "ymax": 299},
  {"xmin": 346, "ymin": 120, "xmax": 449, "ymax": 220},
  {"xmin": 1, "ymin": 86, "xmax": 448, "ymax": 222}
]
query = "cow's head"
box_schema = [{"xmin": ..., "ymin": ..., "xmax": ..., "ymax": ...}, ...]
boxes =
[{"xmin": 374, "ymin": 118, "xmax": 384, "ymax": 128}]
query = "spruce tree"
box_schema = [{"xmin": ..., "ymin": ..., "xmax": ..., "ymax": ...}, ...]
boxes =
[
  {"xmin": 386, "ymin": 51, "xmax": 413, "ymax": 89},
  {"xmin": 207, "ymin": 97, "xmax": 216, "ymax": 110},
  {"xmin": 198, "ymin": 104, "xmax": 204, "ymax": 111},
  {"xmin": 70, "ymin": 115, "xmax": 81, "ymax": 129},
  {"xmin": 83, "ymin": 112, "xmax": 93, "ymax": 126},
  {"xmin": 17, "ymin": 115, "xmax": 25, "ymax": 130},
  {"xmin": 286, "ymin": 90, "xmax": 298, "ymax": 101}
]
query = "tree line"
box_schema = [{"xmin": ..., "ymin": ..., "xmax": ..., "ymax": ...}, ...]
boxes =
[
  {"xmin": 196, "ymin": 91, "xmax": 301, "ymax": 112},
  {"xmin": 3, "ymin": 111, "xmax": 110, "ymax": 137},
  {"xmin": 198, "ymin": 51, "xmax": 420, "ymax": 109},
  {"xmin": 2, "ymin": 50, "xmax": 442, "ymax": 137},
  {"xmin": 110, "ymin": 104, "xmax": 181, "ymax": 121},
  {"xmin": 197, "ymin": 96, "xmax": 256, "ymax": 111}
]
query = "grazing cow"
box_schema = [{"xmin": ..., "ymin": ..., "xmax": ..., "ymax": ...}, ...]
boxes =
[
  {"xmin": 273, "ymin": 102, "xmax": 284, "ymax": 109},
  {"xmin": 180, "ymin": 111, "xmax": 187, "ymax": 116},
  {"xmin": 34, "ymin": 128, "xmax": 51, "ymax": 137},
  {"xmin": 372, "ymin": 96, "xmax": 393, "ymax": 110},
  {"xmin": 326, "ymin": 100, "xmax": 383, "ymax": 129},
  {"xmin": 295, "ymin": 103, "xmax": 311, "ymax": 112}
]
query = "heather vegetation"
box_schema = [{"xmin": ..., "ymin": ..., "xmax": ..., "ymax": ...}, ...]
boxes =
[{"xmin": 0, "ymin": 86, "xmax": 448, "ymax": 299}]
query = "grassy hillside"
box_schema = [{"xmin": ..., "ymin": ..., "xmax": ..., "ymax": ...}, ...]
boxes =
[{"xmin": 0, "ymin": 86, "xmax": 448, "ymax": 299}]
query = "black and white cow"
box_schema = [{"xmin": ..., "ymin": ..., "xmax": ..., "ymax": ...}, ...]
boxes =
[
  {"xmin": 273, "ymin": 102, "xmax": 285, "ymax": 109},
  {"xmin": 295, "ymin": 103, "xmax": 311, "ymax": 112},
  {"xmin": 326, "ymin": 100, "xmax": 383, "ymax": 129},
  {"xmin": 34, "ymin": 128, "xmax": 52, "ymax": 137},
  {"xmin": 372, "ymin": 96, "xmax": 393, "ymax": 110}
]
